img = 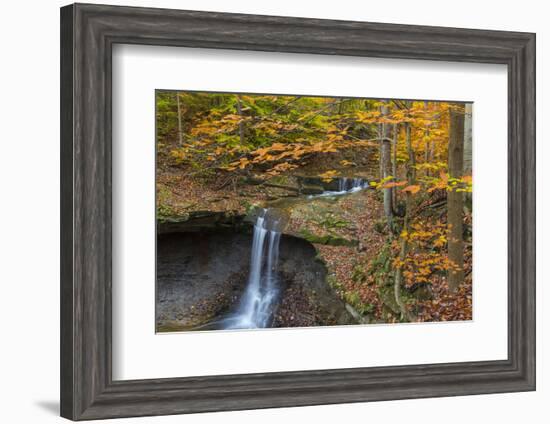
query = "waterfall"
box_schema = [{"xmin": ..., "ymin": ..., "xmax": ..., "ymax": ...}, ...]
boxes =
[
  {"xmin": 224, "ymin": 209, "xmax": 281, "ymax": 329},
  {"xmin": 310, "ymin": 177, "xmax": 369, "ymax": 198},
  {"xmin": 339, "ymin": 177, "xmax": 347, "ymax": 192},
  {"xmin": 351, "ymin": 178, "xmax": 364, "ymax": 190},
  {"xmin": 339, "ymin": 177, "xmax": 364, "ymax": 192}
]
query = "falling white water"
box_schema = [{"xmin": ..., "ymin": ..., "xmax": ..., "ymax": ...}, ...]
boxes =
[
  {"xmin": 218, "ymin": 178, "xmax": 366, "ymax": 330},
  {"xmin": 224, "ymin": 209, "xmax": 282, "ymax": 329},
  {"xmin": 311, "ymin": 177, "xmax": 369, "ymax": 198}
]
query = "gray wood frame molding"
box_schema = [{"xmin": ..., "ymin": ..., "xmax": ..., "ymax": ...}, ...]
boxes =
[{"xmin": 60, "ymin": 3, "xmax": 536, "ymax": 420}]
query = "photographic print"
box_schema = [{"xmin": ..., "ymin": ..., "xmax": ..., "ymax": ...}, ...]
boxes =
[{"xmin": 155, "ymin": 91, "xmax": 473, "ymax": 332}]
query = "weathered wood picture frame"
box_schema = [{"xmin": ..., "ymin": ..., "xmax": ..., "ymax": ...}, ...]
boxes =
[{"xmin": 60, "ymin": 3, "xmax": 536, "ymax": 420}]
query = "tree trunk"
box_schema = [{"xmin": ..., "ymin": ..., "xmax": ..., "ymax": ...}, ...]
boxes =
[
  {"xmin": 405, "ymin": 122, "xmax": 416, "ymax": 184},
  {"xmin": 393, "ymin": 108, "xmax": 415, "ymax": 322},
  {"xmin": 176, "ymin": 92, "xmax": 183, "ymax": 146},
  {"xmin": 394, "ymin": 205, "xmax": 412, "ymax": 321},
  {"xmin": 380, "ymin": 105, "xmax": 393, "ymax": 222},
  {"xmin": 392, "ymin": 124, "xmax": 398, "ymax": 206},
  {"xmin": 423, "ymin": 101, "xmax": 431, "ymax": 176},
  {"xmin": 378, "ymin": 106, "xmax": 384, "ymax": 179},
  {"xmin": 463, "ymin": 103, "xmax": 473, "ymax": 175},
  {"xmin": 236, "ymin": 95, "xmax": 245, "ymax": 145},
  {"xmin": 447, "ymin": 106, "xmax": 465, "ymax": 292}
]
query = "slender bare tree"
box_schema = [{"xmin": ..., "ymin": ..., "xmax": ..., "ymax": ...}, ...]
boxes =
[
  {"xmin": 423, "ymin": 101, "xmax": 432, "ymax": 176},
  {"xmin": 236, "ymin": 95, "xmax": 245, "ymax": 145},
  {"xmin": 463, "ymin": 103, "xmax": 473, "ymax": 175},
  {"xmin": 392, "ymin": 123, "xmax": 399, "ymax": 206},
  {"xmin": 176, "ymin": 92, "xmax": 183, "ymax": 146},
  {"xmin": 380, "ymin": 104, "xmax": 393, "ymax": 223}
]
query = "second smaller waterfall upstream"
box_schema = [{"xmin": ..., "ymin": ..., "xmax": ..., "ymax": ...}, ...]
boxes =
[
  {"xmin": 338, "ymin": 177, "xmax": 366, "ymax": 192},
  {"xmin": 223, "ymin": 209, "xmax": 282, "ymax": 329},
  {"xmin": 309, "ymin": 177, "xmax": 369, "ymax": 198}
]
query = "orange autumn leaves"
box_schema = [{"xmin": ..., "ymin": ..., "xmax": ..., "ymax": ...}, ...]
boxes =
[
  {"xmin": 370, "ymin": 178, "xmax": 421, "ymax": 194},
  {"xmin": 372, "ymin": 171, "xmax": 472, "ymax": 195},
  {"xmin": 167, "ymin": 95, "xmax": 464, "ymax": 184},
  {"xmin": 168, "ymin": 94, "xmax": 384, "ymax": 178},
  {"xmin": 223, "ymin": 139, "xmax": 376, "ymax": 175},
  {"xmin": 393, "ymin": 221, "xmax": 461, "ymax": 286}
]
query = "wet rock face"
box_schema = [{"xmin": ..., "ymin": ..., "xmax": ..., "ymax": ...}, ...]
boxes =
[
  {"xmin": 156, "ymin": 230, "xmax": 355, "ymax": 332},
  {"xmin": 156, "ymin": 231, "xmax": 250, "ymax": 331}
]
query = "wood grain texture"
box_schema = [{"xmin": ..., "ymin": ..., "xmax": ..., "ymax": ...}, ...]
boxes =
[
  {"xmin": 60, "ymin": 4, "xmax": 75, "ymax": 419},
  {"xmin": 60, "ymin": 3, "xmax": 536, "ymax": 420}
]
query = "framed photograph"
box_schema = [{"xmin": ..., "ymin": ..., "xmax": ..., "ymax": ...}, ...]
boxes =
[{"xmin": 60, "ymin": 3, "xmax": 535, "ymax": 420}]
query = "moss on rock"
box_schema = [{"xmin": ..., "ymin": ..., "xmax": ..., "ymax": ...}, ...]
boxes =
[{"xmin": 299, "ymin": 228, "xmax": 358, "ymax": 247}]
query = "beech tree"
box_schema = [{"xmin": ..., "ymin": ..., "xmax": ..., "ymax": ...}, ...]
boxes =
[
  {"xmin": 447, "ymin": 106, "xmax": 465, "ymax": 292},
  {"xmin": 463, "ymin": 103, "xmax": 473, "ymax": 175},
  {"xmin": 176, "ymin": 92, "xmax": 183, "ymax": 146},
  {"xmin": 380, "ymin": 104, "xmax": 393, "ymax": 223},
  {"xmin": 393, "ymin": 102, "xmax": 414, "ymax": 320},
  {"xmin": 236, "ymin": 95, "xmax": 245, "ymax": 146}
]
